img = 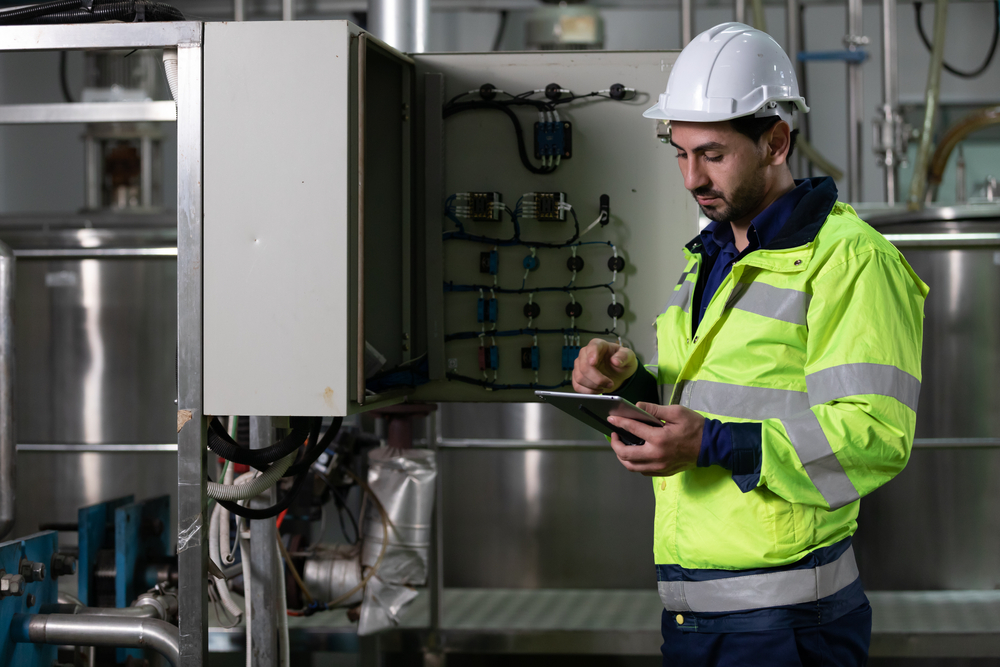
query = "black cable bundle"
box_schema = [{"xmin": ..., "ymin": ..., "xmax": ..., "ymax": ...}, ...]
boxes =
[
  {"xmin": 914, "ymin": 0, "xmax": 999, "ymax": 79},
  {"xmin": 207, "ymin": 416, "xmax": 311, "ymax": 471},
  {"xmin": 0, "ymin": 0, "xmax": 184, "ymax": 25},
  {"xmin": 215, "ymin": 417, "xmax": 344, "ymax": 520}
]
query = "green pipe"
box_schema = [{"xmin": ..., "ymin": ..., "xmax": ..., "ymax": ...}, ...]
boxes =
[{"xmin": 907, "ymin": 0, "xmax": 949, "ymax": 210}]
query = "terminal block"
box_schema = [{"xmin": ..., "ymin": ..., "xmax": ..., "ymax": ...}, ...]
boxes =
[
  {"xmin": 454, "ymin": 192, "xmax": 504, "ymax": 221},
  {"xmin": 521, "ymin": 192, "xmax": 567, "ymax": 221},
  {"xmin": 562, "ymin": 343, "xmax": 581, "ymax": 371},
  {"xmin": 477, "ymin": 297, "xmax": 498, "ymax": 323},
  {"xmin": 534, "ymin": 120, "xmax": 572, "ymax": 160},
  {"xmin": 521, "ymin": 346, "xmax": 541, "ymax": 370},
  {"xmin": 479, "ymin": 345, "xmax": 500, "ymax": 371},
  {"xmin": 479, "ymin": 250, "xmax": 499, "ymax": 275}
]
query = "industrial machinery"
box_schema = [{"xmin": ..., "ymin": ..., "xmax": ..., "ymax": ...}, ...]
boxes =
[{"xmin": 0, "ymin": 3, "xmax": 998, "ymax": 667}]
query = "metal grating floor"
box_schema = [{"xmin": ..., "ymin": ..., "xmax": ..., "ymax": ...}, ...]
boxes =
[{"xmin": 208, "ymin": 588, "xmax": 1000, "ymax": 656}]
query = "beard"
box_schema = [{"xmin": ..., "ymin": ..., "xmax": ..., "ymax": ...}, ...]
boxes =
[{"xmin": 693, "ymin": 165, "xmax": 767, "ymax": 224}]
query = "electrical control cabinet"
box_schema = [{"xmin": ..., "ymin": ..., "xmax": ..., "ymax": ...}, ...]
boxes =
[
  {"xmin": 203, "ymin": 20, "xmax": 695, "ymax": 414},
  {"xmin": 204, "ymin": 21, "xmax": 415, "ymax": 416}
]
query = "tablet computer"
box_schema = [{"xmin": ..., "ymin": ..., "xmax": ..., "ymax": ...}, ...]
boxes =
[{"xmin": 535, "ymin": 390, "xmax": 662, "ymax": 446}]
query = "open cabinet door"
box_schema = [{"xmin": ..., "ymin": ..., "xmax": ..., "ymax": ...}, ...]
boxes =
[{"xmin": 203, "ymin": 21, "xmax": 416, "ymax": 417}]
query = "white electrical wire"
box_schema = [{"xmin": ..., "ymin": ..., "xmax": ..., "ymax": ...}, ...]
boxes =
[
  {"xmin": 207, "ymin": 451, "xmax": 296, "ymax": 501},
  {"xmin": 276, "ymin": 535, "xmax": 290, "ymax": 667},
  {"xmin": 209, "ymin": 504, "xmax": 245, "ymax": 620},
  {"xmin": 240, "ymin": 535, "xmax": 252, "ymax": 667}
]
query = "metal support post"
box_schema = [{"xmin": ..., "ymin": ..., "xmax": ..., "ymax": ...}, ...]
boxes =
[
  {"xmin": 786, "ymin": 0, "xmax": 803, "ymax": 177},
  {"xmin": 426, "ymin": 410, "xmax": 444, "ymax": 666},
  {"xmin": 878, "ymin": 0, "xmax": 902, "ymax": 202},
  {"xmin": 176, "ymin": 28, "xmax": 208, "ymax": 667},
  {"xmin": 681, "ymin": 0, "xmax": 694, "ymax": 47},
  {"xmin": 249, "ymin": 417, "xmax": 279, "ymax": 666},
  {"xmin": 234, "ymin": 0, "xmax": 244, "ymax": 21},
  {"xmin": 369, "ymin": 0, "xmax": 428, "ymax": 53},
  {"xmin": 282, "ymin": 0, "xmax": 294, "ymax": 21},
  {"xmin": 735, "ymin": 0, "xmax": 746, "ymax": 24},
  {"xmin": 0, "ymin": 241, "xmax": 14, "ymax": 541},
  {"xmin": 845, "ymin": 0, "xmax": 866, "ymax": 201}
]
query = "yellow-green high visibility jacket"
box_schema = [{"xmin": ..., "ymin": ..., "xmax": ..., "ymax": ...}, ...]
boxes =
[{"xmin": 620, "ymin": 177, "xmax": 928, "ymax": 632}]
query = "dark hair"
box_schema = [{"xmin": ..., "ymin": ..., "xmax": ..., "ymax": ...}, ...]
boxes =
[{"xmin": 729, "ymin": 114, "xmax": 798, "ymax": 160}]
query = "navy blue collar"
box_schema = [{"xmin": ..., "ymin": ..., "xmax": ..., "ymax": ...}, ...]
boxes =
[{"xmin": 699, "ymin": 179, "xmax": 815, "ymax": 258}]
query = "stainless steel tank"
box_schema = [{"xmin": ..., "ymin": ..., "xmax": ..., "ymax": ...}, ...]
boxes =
[
  {"xmin": 0, "ymin": 214, "xmax": 179, "ymax": 546},
  {"xmin": 856, "ymin": 206, "xmax": 1000, "ymax": 591}
]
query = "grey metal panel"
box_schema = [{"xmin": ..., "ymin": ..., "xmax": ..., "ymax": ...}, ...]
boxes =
[{"xmin": 203, "ymin": 21, "xmax": 354, "ymax": 417}]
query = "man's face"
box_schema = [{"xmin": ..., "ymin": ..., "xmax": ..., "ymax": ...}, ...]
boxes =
[{"xmin": 669, "ymin": 120, "xmax": 767, "ymax": 224}]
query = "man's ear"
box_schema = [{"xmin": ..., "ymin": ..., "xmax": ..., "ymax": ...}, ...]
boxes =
[{"xmin": 764, "ymin": 120, "xmax": 792, "ymax": 167}]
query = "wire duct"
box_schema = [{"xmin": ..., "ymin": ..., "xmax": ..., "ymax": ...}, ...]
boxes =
[
  {"xmin": 215, "ymin": 418, "xmax": 343, "ymax": 520},
  {"xmin": 207, "ymin": 451, "xmax": 297, "ymax": 502},
  {"xmin": 207, "ymin": 417, "xmax": 310, "ymax": 470},
  {"xmin": 0, "ymin": 0, "xmax": 184, "ymax": 24}
]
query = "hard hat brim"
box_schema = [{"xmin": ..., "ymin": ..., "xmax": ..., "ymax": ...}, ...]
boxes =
[{"xmin": 642, "ymin": 98, "xmax": 810, "ymax": 123}]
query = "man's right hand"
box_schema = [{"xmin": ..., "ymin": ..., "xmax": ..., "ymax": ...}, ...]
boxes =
[{"xmin": 571, "ymin": 339, "xmax": 638, "ymax": 394}]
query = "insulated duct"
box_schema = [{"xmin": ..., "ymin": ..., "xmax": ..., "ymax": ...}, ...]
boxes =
[{"xmin": 368, "ymin": 0, "xmax": 428, "ymax": 53}]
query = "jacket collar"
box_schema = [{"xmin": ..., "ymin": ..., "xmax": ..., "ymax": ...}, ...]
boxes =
[{"xmin": 684, "ymin": 177, "xmax": 838, "ymax": 254}]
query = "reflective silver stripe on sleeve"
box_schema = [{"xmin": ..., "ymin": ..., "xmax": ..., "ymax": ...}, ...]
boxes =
[
  {"xmin": 807, "ymin": 363, "xmax": 921, "ymax": 411},
  {"xmin": 679, "ymin": 380, "xmax": 809, "ymax": 420},
  {"xmin": 781, "ymin": 410, "xmax": 860, "ymax": 510},
  {"xmin": 658, "ymin": 545, "xmax": 859, "ymax": 613},
  {"xmin": 728, "ymin": 281, "xmax": 812, "ymax": 326},
  {"xmin": 664, "ymin": 280, "xmax": 693, "ymax": 314},
  {"xmin": 658, "ymin": 383, "xmax": 674, "ymax": 405}
]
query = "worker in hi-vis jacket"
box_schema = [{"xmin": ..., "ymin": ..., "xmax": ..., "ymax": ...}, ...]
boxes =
[{"xmin": 572, "ymin": 22, "xmax": 928, "ymax": 667}]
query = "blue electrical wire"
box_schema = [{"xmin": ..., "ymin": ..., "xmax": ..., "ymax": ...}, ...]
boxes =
[
  {"xmin": 444, "ymin": 281, "xmax": 614, "ymax": 295},
  {"xmin": 445, "ymin": 326, "xmax": 616, "ymax": 342}
]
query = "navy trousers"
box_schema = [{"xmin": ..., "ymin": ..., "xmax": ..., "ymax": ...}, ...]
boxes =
[{"xmin": 660, "ymin": 602, "xmax": 872, "ymax": 667}]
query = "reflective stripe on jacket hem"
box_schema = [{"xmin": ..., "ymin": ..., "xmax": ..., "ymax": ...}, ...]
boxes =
[{"xmin": 658, "ymin": 545, "xmax": 859, "ymax": 613}]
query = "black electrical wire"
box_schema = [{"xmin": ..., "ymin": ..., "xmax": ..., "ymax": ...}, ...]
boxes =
[
  {"xmin": 446, "ymin": 372, "xmax": 571, "ymax": 391},
  {"xmin": 444, "ymin": 100, "xmax": 556, "ymax": 175},
  {"xmin": 0, "ymin": 0, "xmax": 82, "ymax": 23},
  {"xmin": 33, "ymin": 1, "xmax": 185, "ymax": 23},
  {"xmin": 320, "ymin": 476, "xmax": 360, "ymax": 545},
  {"xmin": 284, "ymin": 417, "xmax": 343, "ymax": 478},
  {"xmin": 215, "ymin": 418, "xmax": 343, "ymax": 520},
  {"xmin": 207, "ymin": 416, "xmax": 310, "ymax": 470},
  {"xmin": 59, "ymin": 51, "xmax": 73, "ymax": 103},
  {"xmin": 914, "ymin": 0, "xmax": 999, "ymax": 78}
]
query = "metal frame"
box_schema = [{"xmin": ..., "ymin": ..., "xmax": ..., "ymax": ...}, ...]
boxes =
[{"xmin": 0, "ymin": 21, "xmax": 208, "ymax": 665}]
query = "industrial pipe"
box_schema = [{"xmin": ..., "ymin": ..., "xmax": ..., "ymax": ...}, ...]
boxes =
[
  {"xmin": 908, "ymin": 0, "xmax": 949, "ymax": 209},
  {"xmin": 0, "ymin": 241, "xmax": 14, "ymax": 540},
  {"xmin": 878, "ymin": 0, "xmax": 902, "ymax": 202},
  {"xmin": 368, "ymin": 0, "xmax": 428, "ymax": 53},
  {"xmin": 12, "ymin": 614, "xmax": 180, "ymax": 667},
  {"xmin": 926, "ymin": 105, "xmax": 1000, "ymax": 200}
]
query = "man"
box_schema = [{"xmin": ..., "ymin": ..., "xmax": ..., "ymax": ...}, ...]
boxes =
[{"xmin": 572, "ymin": 23, "xmax": 927, "ymax": 666}]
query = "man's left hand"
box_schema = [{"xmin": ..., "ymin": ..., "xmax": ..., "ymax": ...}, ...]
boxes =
[{"xmin": 607, "ymin": 403, "xmax": 703, "ymax": 477}]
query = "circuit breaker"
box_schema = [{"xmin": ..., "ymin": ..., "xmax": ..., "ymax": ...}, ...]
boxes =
[{"xmin": 202, "ymin": 20, "xmax": 696, "ymax": 415}]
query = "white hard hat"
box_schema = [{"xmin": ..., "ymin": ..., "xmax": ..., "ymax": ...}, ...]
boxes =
[{"xmin": 644, "ymin": 22, "xmax": 809, "ymax": 125}]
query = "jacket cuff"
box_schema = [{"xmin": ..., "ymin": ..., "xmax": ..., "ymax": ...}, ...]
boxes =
[
  {"xmin": 730, "ymin": 422, "xmax": 763, "ymax": 493},
  {"xmin": 615, "ymin": 368, "xmax": 659, "ymax": 406},
  {"xmin": 697, "ymin": 418, "xmax": 733, "ymax": 469}
]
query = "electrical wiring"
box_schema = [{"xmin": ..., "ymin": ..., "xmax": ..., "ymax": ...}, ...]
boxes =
[
  {"xmin": 206, "ymin": 450, "xmax": 297, "ymax": 501},
  {"xmin": 277, "ymin": 536, "xmax": 314, "ymax": 605},
  {"xmin": 319, "ymin": 476, "xmax": 361, "ymax": 545},
  {"xmin": 915, "ymin": 0, "xmax": 999, "ymax": 78},
  {"xmin": 446, "ymin": 372, "xmax": 571, "ymax": 391},
  {"xmin": 209, "ymin": 503, "xmax": 245, "ymax": 621},
  {"xmin": 240, "ymin": 536, "xmax": 252, "ymax": 667},
  {"xmin": 444, "ymin": 100, "xmax": 556, "ymax": 175},
  {"xmin": 213, "ymin": 418, "xmax": 342, "ymax": 520},
  {"xmin": 207, "ymin": 417, "xmax": 310, "ymax": 471},
  {"xmin": 277, "ymin": 539, "xmax": 290, "ymax": 667},
  {"xmin": 445, "ymin": 326, "xmax": 617, "ymax": 342},
  {"xmin": 444, "ymin": 280, "xmax": 614, "ymax": 296}
]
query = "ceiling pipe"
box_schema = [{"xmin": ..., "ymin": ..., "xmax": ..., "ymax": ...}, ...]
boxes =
[{"xmin": 368, "ymin": 0, "xmax": 428, "ymax": 53}]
